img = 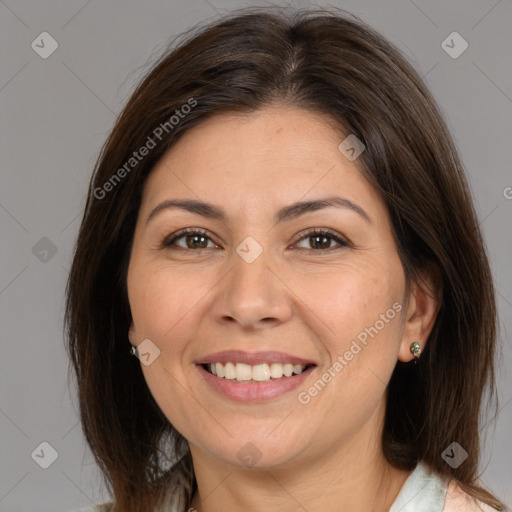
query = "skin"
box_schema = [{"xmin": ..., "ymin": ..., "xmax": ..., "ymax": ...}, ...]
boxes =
[{"xmin": 126, "ymin": 105, "xmax": 440, "ymax": 512}]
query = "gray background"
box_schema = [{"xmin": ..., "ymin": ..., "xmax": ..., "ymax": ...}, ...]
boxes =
[{"xmin": 1, "ymin": 0, "xmax": 511, "ymax": 511}]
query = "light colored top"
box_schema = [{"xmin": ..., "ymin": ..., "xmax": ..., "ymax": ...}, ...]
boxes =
[
  {"xmin": 389, "ymin": 461, "xmax": 498, "ymax": 512},
  {"xmin": 70, "ymin": 461, "xmax": 499, "ymax": 512}
]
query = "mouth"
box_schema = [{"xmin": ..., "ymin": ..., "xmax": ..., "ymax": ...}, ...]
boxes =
[{"xmin": 195, "ymin": 350, "xmax": 318, "ymax": 402}]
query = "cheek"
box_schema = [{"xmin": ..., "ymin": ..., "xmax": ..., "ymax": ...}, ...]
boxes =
[
  {"xmin": 128, "ymin": 265, "xmax": 210, "ymax": 433},
  {"xmin": 297, "ymin": 268, "xmax": 405, "ymax": 408},
  {"xmin": 294, "ymin": 263, "xmax": 402, "ymax": 342},
  {"xmin": 294, "ymin": 273, "xmax": 403, "ymax": 442},
  {"xmin": 129, "ymin": 263, "xmax": 208, "ymax": 342}
]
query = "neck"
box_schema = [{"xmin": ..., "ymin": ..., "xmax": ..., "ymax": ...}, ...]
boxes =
[{"xmin": 187, "ymin": 404, "xmax": 411, "ymax": 512}]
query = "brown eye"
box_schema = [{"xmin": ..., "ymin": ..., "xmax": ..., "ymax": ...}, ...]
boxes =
[
  {"xmin": 294, "ymin": 229, "xmax": 350, "ymax": 252},
  {"xmin": 161, "ymin": 227, "xmax": 350, "ymax": 252},
  {"xmin": 162, "ymin": 228, "xmax": 217, "ymax": 250}
]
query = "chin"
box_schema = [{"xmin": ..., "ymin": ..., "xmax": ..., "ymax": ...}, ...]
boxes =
[{"xmin": 193, "ymin": 430, "xmax": 311, "ymax": 470}]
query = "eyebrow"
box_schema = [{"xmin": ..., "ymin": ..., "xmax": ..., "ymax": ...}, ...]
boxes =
[{"xmin": 146, "ymin": 196, "xmax": 372, "ymax": 226}]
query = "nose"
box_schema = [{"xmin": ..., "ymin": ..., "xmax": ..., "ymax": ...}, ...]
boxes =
[{"xmin": 213, "ymin": 244, "xmax": 293, "ymax": 330}]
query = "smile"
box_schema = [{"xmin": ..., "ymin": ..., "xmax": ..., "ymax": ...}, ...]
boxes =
[
  {"xmin": 203, "ymin": 362, "xmax": 312, "ymax": 382},
  {"xmin": 197, "ymin": 364, "xmax": 317, "ymax": 402}
]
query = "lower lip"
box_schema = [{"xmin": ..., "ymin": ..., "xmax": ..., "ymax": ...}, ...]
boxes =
[{"xmin": 197, "ymin": 364, "xmax": 316, "ymax": 403}]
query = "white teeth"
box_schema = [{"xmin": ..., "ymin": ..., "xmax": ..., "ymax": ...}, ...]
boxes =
[
  {"xmin": 269, "ymin": 363, "xmax": 283, "ymax": 378},
  {"xmin": 206, "ymin": 362, "xmax": 308, "ymax": 381},
  {"xmin": 215, "ymin": 362, "xmax": 225, "ymax": 378},
  {"xmin": 252, "ymin": 363, "xmax": 270, "ymax": 381},
  {"xmin": 224, "ymin": 362, "xmax": 236, "ymax": 380},
  {"xmin": 235, "ymin": 363, "xmax": 252, "ymax": 381}
]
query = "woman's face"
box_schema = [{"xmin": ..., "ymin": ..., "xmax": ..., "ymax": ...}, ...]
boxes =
[{"xmin": 127, "ymin": 105, "xmax": 417, "ymax": 469}]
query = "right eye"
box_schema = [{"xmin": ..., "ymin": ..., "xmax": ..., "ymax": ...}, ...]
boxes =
[{"xmin": 161, "ymin": 228, "xmax": 219, "ymax": 250}]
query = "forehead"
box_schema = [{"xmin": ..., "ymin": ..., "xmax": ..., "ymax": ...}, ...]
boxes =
[{"xmin": 141, "ymin": 105, "xmax": 385, "ymax": 221}]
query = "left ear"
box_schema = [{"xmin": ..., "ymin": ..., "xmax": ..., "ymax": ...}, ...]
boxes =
[{"xmin": 398, "ymin": 263, "xmax": 442, "ymax": 362}]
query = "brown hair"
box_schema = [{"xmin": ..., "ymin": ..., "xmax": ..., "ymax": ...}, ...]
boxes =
[{"xmin": 64, "ymin": 6, "xmax": 505, "ymax": 512}]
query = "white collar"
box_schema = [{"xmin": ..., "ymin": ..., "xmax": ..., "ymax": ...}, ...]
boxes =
[{"xmin": 389, "ymin": 461, "xmax": 448, "ymax": 512}]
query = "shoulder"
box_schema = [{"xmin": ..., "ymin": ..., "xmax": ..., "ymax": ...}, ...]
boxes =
[{"xmin": 443, "ymin": 480, "xmax": 500, "ymax": 512}]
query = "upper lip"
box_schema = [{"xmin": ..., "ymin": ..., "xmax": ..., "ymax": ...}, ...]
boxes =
[{"xmin": 196, "ymin": 350, "xmax": 317, "ymax": 366}]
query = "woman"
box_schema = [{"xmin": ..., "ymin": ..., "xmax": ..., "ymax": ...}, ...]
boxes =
[{"xmin": 65, "ymin": 7, "xmax": 507, "ymax": 512}]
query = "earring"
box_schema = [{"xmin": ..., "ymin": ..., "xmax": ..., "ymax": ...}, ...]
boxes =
[
  {"xmin": 130, "ymin": 345, "xmax": 139, "ymax": 358},
  {"xmin": 410, "ymin": 342, "xmax": 421, "ymax": 360}
]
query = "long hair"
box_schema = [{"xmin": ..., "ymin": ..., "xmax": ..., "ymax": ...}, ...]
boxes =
[{"xmin": 64, "ymin": 7, "xmax": 505, "ymax": 511}]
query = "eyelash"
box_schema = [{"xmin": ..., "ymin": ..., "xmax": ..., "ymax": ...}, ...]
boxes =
[{"xmin": 160, "ymin": 227, "xmax": 351, "ymax": 253}]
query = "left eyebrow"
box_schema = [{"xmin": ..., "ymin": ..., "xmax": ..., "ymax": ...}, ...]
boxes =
[
  {"xmin": 275, "ymin": 196, "xmax": 372, "ymax": 225},
  {"xmin": 146, "ymin": 196, "xmax": 372, "ymax": 225}
]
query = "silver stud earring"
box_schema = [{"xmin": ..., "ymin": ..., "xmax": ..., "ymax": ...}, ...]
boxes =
[
  {"xmin": 410, "ymin": 342, "xmax": 421, "ymax": 360},
  {"xmin": 130, "ymin": 345, "xmax": 139, "ymax": 358}
]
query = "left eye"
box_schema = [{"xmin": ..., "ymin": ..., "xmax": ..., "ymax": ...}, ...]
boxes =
[
  {"xmin": 294, "ymin": 229, "xmax": 349, "ymax": 251},
  {"xmin": 162, "ymin": 228, "xmax": 349, "ymax": 251}
]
